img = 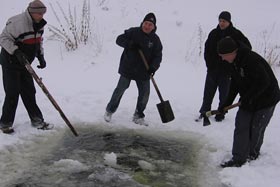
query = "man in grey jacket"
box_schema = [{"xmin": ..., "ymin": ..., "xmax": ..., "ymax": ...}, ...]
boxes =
[{"xmin": 0, "ymin": 0, "xmax": 51, "ymax": 134}]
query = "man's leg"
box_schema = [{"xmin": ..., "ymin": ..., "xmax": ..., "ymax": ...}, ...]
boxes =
[
  {"xmin": 216, "ymin": 74, "xmax": 231, "ymax": 121},
  {"xmin": 20, "ymin": 71, "xmax": 44, "ymax": 125},
  {"xmin": 0, "ymin": 68, "xmax": 20, "ymax": 131},
  {"xmin": 232, "ymin": 108, "xmax": 253, "ymax": 163},
  {"xmin": 199, "ymin": 72, "xmax": 218, "ymax": 114},
  {"xmin": 249, "ymin": 106, "xmax": 275, "ymax": 160},
  {"xmin": 106, "ymin": 76, "xmax": 131, "ymax": 114},
  {"xmin": 134, "ymin": 79, "xmax": 150, "ymax": 118}
]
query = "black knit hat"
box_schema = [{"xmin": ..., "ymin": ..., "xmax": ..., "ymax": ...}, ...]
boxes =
[
  {"xmin": 219, "ymin": 11, "xmax": 231, "ymax": 23},
  {"xmin": 28, "ymin": 0, "xmax": 46, "ymax": 14},
  {"xmin": 217, "ymin": 37, "xmax": 238, "ymax": 54},
  {"xmin": 143, "ymin": 13, "xmax": 156, "ymax": 26}
]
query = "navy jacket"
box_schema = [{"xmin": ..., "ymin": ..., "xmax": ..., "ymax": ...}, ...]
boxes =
[{"xmin": 117, "ymin": 27, "xmax": 162, "ymax": 80}]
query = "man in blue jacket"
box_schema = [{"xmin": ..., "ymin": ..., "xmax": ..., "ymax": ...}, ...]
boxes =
[
  {"xmin": 104, "ymin": 13, "xmax": 163, "ymax": 125},
  {"xmin": 217, "ymin": 37, "xmax": 280, "ymax": 167}
]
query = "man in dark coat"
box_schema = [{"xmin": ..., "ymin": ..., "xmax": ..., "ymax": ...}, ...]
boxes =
[
  {"xmin": 0, "ymin": 0, "xmax": 51, "ymax": 134},
  {"xmin": 104, "ymin": 13, "xmax": 163, "ymax": 125},
  {"xmin": 198, "ymin": 11, "xmax": 251, "ymax": 122},
  {"xmin": 217, "ymin": 37, "xmax": 280, "ymax": 168}
]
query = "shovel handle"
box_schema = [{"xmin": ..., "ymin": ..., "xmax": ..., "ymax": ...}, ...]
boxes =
[
  {"xmin": 205, "ymin": 102, "xmax": 241, "ymax": 117},
  {"xmin": 138, "ymin": 50, "xmax": 164, "ymax": 102}
]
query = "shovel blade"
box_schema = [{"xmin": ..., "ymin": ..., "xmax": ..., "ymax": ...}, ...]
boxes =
[{"xmin": 156, "ymin": 100, "xmax": 175, "ymax": 123}]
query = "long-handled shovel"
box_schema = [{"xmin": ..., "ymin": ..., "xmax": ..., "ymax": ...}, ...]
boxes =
[
  {"xmin": 22, "ymin": 58, "xmax": 78, "ymax": 136},
  {"xmin": 138, "ymin": 50, "xmax": 175, "ymax": 123},
  {"xmin": 202, "ymin": 102, "xmax": 241, "ymax": 126}
]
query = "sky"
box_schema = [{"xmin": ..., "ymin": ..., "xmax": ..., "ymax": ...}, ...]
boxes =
[{"xmin": 0, "ymin": 0, "xmax": 280, "ymax": 187}]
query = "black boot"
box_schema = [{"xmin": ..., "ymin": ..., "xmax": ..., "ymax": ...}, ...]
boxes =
[{"xmin": 220, "ymin": 159, "xmax": 246, "ymax": 168}]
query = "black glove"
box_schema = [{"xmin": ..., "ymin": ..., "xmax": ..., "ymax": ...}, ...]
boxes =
[
  {"xmin": 217, "ymin": 106, "xmax": 226, "ymax": 115},
  {"xmin": 37, "ymin": 55, "xmax": 46, "ymax": 69},
  {"xmin": 14, "ymin": 49, "xmax": 27, "ymax": 65},
  {"xmin": 127, "ymin": 40, "xmax": 141, "ymax": 50},
  {"xmin": 148, "ymin": 66, "xmax": 156, "ymax": 76}
]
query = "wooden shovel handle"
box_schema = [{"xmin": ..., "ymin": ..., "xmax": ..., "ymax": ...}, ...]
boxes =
[
  {"xmin": 205, "ymin": 102, "xmax": 241, "ymax": 117},
  {"xmin": 138, "ymin": 50, "xmax": 164, "ymax": 102}
]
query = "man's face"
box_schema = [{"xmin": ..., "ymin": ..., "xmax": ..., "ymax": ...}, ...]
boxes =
[
  {"xmin": 219, "ymin": 19, "xmax": 230, "ymax": 30},
  {"xmin": 219, "ymin": 50, "xmax": 237, "ymax": 63},
  {"xmin": 31, "ymin": 13, "xmax": 44, "ymax": 23},
  {"xmin": 142, "ymin": 21, "xmax": 155, "ymax": 34}
]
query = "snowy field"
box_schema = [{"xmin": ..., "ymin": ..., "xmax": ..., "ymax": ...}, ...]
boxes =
[{"xmin": 0, "ymin": 0, "xmax": 280, "ymax": 186}]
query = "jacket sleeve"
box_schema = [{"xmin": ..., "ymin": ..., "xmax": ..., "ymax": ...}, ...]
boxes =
[
  {"xmin": 150, "ymin": 36, "xmax": 163, "ymax": 70},
  {"xmin": 236, "ymin": 29, "xmax": 252, "ymax": 50},
  {"xmin": 116, "ymin": 28, "xmax": 134, "ymax": 48},
  {"xmin": 204, "ymin": 30, "xmax": 219, "ymax": 69},
  {"xmin": 223, "ymin": 79, "xmax": 239, "ymax": 107},
  {"xmin": 242, "ymin": 54, "xmax": 270, "ymax": 103},
  {"xmin": 0, "ymin": 20, "xmax": 18, "ymax": 55}
]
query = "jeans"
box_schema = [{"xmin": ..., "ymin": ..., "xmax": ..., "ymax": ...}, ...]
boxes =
[
  {"xmin": 106, "ymin": 76, "xmax": 150, "ymax": 118},
  {"xmin": 199, "ymin": 71, "xmax": 230, "ymax": 113}
]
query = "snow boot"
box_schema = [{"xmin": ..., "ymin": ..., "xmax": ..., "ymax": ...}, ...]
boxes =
[
  {"xmin": 132, "ymin": 114, "xmax": 148, "ymax": 126},
  {"xmin": 0, "ymin": 126, "xmax": 15, "ymax": 134},
  {"xmin": 220, "ymin": 159, "xmax": 245, "ymax": 168},
  {"xmin": 32, "ymin": 121, "xmax": 54, "ymax": 130}
]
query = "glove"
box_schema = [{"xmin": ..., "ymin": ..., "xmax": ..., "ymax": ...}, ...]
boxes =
[
  {"xmin": 37, "ymin": 55, "xmax": 46, "ymax": 69},
  {"xmin": 147, "ymin": 66, "xmax": 156, "ymax": 76},
  {"xmin": 217, "ymin": 106, "xmax": 226, "ymax": 115},
  {"xmin": 127, "ymin": 40, "xmax": 141, "ymax": 50},
  {"xmin": 14, "ymin": 49, "xmax": 27, "ymax": 65}
]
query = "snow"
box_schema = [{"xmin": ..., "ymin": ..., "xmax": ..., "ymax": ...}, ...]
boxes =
[{"xmin": 0, "ymin": 0, "xmax": 280, "ymax": 186}]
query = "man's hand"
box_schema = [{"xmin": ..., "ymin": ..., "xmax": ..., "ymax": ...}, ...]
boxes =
[{"xmin": 37, "ymin": 55, "xmax": 46, "ymax": 69}]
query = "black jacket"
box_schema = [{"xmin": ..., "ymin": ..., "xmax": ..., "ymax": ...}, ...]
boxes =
[
  {"xmin": 224, "ymin": 48, "xmax": 280, "ymax": 111},
  {"xmin": 204, "ymin": 23, "xmax": 251, "ymax": 73},
  {"xmin": 117, "ymin": 27, "xmax": 162, "ymax": 80}
]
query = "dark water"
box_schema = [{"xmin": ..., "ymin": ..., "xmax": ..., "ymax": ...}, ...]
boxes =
[{"xmin": 0, "ymin": 125, "xmax": 222, "ymax": 187}]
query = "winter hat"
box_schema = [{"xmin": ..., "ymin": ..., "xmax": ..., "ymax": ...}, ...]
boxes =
[
  {"xmin": 217, "ymin": 37, "xmax": 238, "ymax": 54},
  {"xmin": 143, "ymin": 13, "xmax": 156, "ymax": 26},
  {"xmin": 219, "ymin": 11, "xmax": 231, "ymax": 22},
  {"xmin": 28, "ymin": 0, "xmax": 47, "ymax": 14}
]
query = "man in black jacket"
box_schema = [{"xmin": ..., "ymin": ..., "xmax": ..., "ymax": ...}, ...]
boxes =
[
  {"xmin": 0, "ymin": 0, "xmax": 51, "ymax": 134},
  {"xmin": 217, "ymin": 37, "xmax": 280, "ymax": 168},
  {"xmin": 104, "ymin": 13, "xmax": 163, "ymax": 125},
  {"xmin": 198, "ymin": 11, "xmax": 251, "ymax": 122}
]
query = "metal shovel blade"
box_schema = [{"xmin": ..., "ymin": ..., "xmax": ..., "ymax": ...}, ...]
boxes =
[{"xmin": 156, "ymin": 100, "xmax": 175, "ymax": 123}]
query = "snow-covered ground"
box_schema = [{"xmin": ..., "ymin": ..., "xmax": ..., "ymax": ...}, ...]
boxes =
[{"xmin": 0, "ymin": 0, "xmax": 280, "ymax": 186}]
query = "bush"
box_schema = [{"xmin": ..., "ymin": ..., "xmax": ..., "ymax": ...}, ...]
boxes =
[{"xmin": 48, "ymin": 0, "xmax": 92, "ymax": 51}]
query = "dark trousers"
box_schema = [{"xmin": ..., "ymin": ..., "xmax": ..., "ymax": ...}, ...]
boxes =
[
  {"xmin": 0, "ymin": 67, "xmax": 43, "ymax": 128},
  {"xmin": 199, "ymin": 71, "xmax": 230, "ymax": 113},
  {"xmin": 106, "ymin": 75, "xmax": 150, "ymax": 118},
  {"xmin": 232, "ymin": 106, "xmax": 275, "ymax": 162}
]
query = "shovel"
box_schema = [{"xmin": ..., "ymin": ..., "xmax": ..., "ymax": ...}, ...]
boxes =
[{"xmin": 138, "ymin": 50, "xmax": 175, "ymax": 123}]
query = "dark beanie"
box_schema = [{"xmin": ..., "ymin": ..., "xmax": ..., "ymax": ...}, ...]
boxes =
[
  {"xmin": 219, "ymin": 11, "xmax": 231, "ymax": 23},
  {"xmin": 28, "ymin": 0, "xmax": 47, "ymax": 14},
  {"xmin": 143, "ymin": 13, "xmax": 156, "ymax": 26},
  {"xmin": 217, "ymin": 37, "xmax": 238, "ymax": 54}
]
